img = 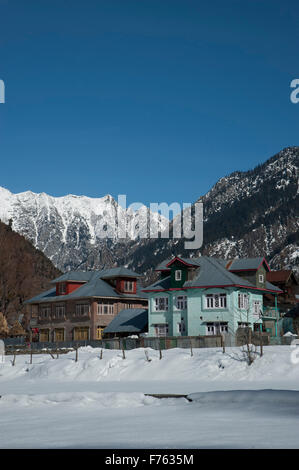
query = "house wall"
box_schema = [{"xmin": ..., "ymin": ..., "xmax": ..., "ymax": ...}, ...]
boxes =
[
  {"xmin": 148, "ymin": 288, "xmax": 264, "ymax": 337},
  {"xmin": 187, "ymin": 287, "xmax": 234, "ymax": 336},
  {"xmin": 32, "ymin": 297, "xmax": 147, "ymax": 341},
  {"xmin": 229, "ymin": 265, "xmax": 267, "ymax": 289}
]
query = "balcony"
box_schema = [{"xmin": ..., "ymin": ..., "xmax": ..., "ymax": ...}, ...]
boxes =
[{"xmin": 262, "ymin": 306, "xmax": 280, "ymax": 320}]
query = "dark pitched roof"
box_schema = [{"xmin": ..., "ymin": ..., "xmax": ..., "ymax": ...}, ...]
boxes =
[
  {"xmin": 265, "ymin": 281, "xmax": 284, "ymax": 293},
  {"xmin": 100, "ymin": 267, "xmax": 142, "ymax": 278},
  {"xmin": 228, "ymin": 257, "xmax": 270, "ymax": 271},
  {"xmin": 104, "ymin": 308, "xmax": 148, "ymax": 334},
  {"xmin": 184, "ymin": 257, "xmax": 255, "ymax": 288},
  {"xmin": 267, "ymin": 270, "xmax": 297, "ymax": 284},
  {"xmin": 25, "ymin": 268, "xmax": 147, "ymax": 304},
  {"xmin": 144, "ymin": 256, "xmax": 282, "ymax": 293},
  {"xmin": 155, "ymin": 257, "xmax": 201, "ymax": 271},
  {"xmin": 51, "ymin": 271, "xmax": 98, "ymax": 283},
  {"xmin": 52, "ymin": 267, "xmax": 142, "ymax": 284},
  {"xmin": 143, "ymin": 276, "xmax": 172, "ymax": 292}
]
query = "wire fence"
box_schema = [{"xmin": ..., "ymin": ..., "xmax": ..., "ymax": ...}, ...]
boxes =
[{"xmin": 2, "ymin": 331, "xmax": 295, "ymax": 355}]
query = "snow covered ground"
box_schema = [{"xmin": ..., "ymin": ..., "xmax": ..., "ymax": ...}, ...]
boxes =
[{"xmin": 0, "ymin": 345, "xmax": 299, "ymax": 448}]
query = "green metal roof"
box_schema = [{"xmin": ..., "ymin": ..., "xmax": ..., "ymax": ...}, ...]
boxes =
[
  {"xmin": 103, "ymin": 308, "xmax": 148, "ymax": 334},
  {"xmin": 25, "ymin": 268, "xmax": 147, "ymax": 304},
  {"xmin": 228, "ymin": 257, "xmax": 267, "ymax": 271},
  {"xmin": 100, "ymin": 267, "xmax": 142, "ymax": 279},
  {"xmin": 144, "ymin": 256, "xmax": 283, "ymax": 293},
  {"xmin": 51, "ymin": 267, "xmax": 141, "ymax": 284}
]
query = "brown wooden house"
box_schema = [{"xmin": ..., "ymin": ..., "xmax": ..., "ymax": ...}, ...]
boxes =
[
  {"xmin": 265, "ymin": 270, "xmax": 299, "ymax": 312},
  {"xmin": 24, "ymin": 267, "xmax": 148, "ymax": 342}
]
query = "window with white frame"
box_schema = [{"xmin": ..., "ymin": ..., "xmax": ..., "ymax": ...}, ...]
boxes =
[
  {"xmin": 206, "ymin": 323, "xmax": 216, "ymax": 335},
  {"xmin": 177, "ymin": 319, "xmax": 186, "ymax": 334},
  {"xmin": 220, "ymin": 322, "xmax": 228, "ymax": 333},
  {"xmin": 58, "ymin": 282, "xmax": 66, "ymax": 295},
  {"xmin": 238, "ymin": 293, "xmax": 249, "ymax": 309},
  {"xmin": 55, "ymin": 305, "xmax": 65, "ymax": 318},
  {"xmin": 206, "ymin": 293, "xmax": 227, "ymax": 309},
  {"xmin": 176, "ymin": 295, "xmax": 187, "ymax": 310},
  {"xmin": 97, "ymin": 303, "xmax": 114, "ymax": 315},
  {"xmin": 154, "ymin": 297, "xmax": 169, "ymax": 311},
  {"xmin": 155, "ymin": 324, "xmax": 169, "ymax": 337},
  {"xmin": 76, "ymin": 304, "xmax": 90, "ymax": 316},
  {"xmin": 253, "ymin": 300, "xmax": 262, "ymax": 316},
  {"xmin": 206, "ymin": 322, "xmax": 228, "ymax": 335},
  {"xmin": 238, "ymin": 322, "xmax": 249, "ymax": 328},
  {"xmin": 41, "ymin": 306, "xmax": 51, "ymax": 318},
  {"xmin": 175, "ymin": 270, "xmax": 182, "ymax": 281},
  {"xmin": 258, "ymin": 274, "xmax": 264, "ymax": 283},
  {"xmin": 124, "ymin": 281, "xmax": 134, "ymax": 292}
]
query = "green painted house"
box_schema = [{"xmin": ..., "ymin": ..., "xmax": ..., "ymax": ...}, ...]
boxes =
[{"xmin": 143, "ymin": 256, "xmax": 282, "ymax": 337}]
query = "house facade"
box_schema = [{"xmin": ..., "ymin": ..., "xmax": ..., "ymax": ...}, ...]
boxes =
[
  {"xmin": 143, "ymin": 256, "xmax": 282, "ymax": 337},
  {"xmin": 265, "ymin": 270, "xmax": 298, "ymax": 312},
  {"xmin": 25, "ymin": 267, "xmax": 148, "ymax": 342}
]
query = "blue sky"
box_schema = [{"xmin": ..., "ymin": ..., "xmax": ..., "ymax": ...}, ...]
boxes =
[{"xmin": 0, "ymin": 0, "xmax": 298, "ymax": 208}]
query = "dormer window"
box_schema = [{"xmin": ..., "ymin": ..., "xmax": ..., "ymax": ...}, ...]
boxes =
[
  {"xmin": 175, "ymin": 270, "xmax": 182, "ymax": 281},
  {"xmin": 124, "ymin": 281, "xmax": 134, "ymax": 292},
  {"xmin": 259, "ymin": 274, "xmax": 264, "ymax": 283},
  {"xmin": 58, "ymin": 282, "xmax": 66, "ymax": 295}
]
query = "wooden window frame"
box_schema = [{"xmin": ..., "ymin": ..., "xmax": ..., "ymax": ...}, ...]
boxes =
[
  {"xmin": 97, "ymin": 303, "xmax": 114, "ymax": 315},
  {"xmin": 176, "ymin": 295, "xmax": 187, "ymax": 310},
  {"xmin": 238, "ymin": 293, "xmax": 249, "ymax": 310},
  {"xmin": 75, "ymin": 304, "xmax": 90, "ymax": 316},
  {"xmin": 206, "ymin": 293, "xmax": 227, "ymax": 309},
  {"xmin": 154, "ymin": 297, "xmax": 169, "ymax": 312},
  {"xmin": 124, "ymin": 281, "xmax": 134, "ymax": 292}
]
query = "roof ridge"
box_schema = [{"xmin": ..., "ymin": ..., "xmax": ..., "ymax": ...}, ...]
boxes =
[{"xmin": 204, "ymin": 257, "xmax": 255, "ymax": 287}]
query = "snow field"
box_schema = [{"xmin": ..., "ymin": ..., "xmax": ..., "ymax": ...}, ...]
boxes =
[{"xmin": 0, "ymin": 345, "xmax": 299, "ymax": 448}]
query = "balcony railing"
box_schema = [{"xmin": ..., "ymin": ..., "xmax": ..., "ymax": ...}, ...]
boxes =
[{"xmin": 262, "ymin": 306, "xmax": 280, "ymax": 319}]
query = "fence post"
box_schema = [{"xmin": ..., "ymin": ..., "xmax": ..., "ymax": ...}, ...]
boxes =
[
  {"xmin": 221, "ymin": 334, "xmax": 225, "ymax": 354},
  {"xmin": 30, "ymin": 347, "xmax": 33, "ymax": 365},
  {"xmin": 190, "ymin": 338, "xmax": 193, "ymax": 357},
  {"xmin": 100, "ymin": 349, "xmax": 103, "ymax": 360},
  {"xmin": 259, "ymin": 331, "xmax": 263, "ymax": 357},
  {"xmin": 12, "ymin": 353, "xmax": 16, "ymax": 366},
  {"xmin": 48, "ymin": 350, "xmax": 55, "ymax": 359},
  {"xmin": 122, "ymin": 341, "xmax": 126, "ymax": 360},
  {"xmin": 75, "ymin": 346, "xmax": 78, "ymax": 362},
  {"xmin": 159, "ymin": 340, "xmax": 162, "ymax": 360},
  {"xmin": 145, "ymin": 350, "xmax": 151, "ymax": 362}
]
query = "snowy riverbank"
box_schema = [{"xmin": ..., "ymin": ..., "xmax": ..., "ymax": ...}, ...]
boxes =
[{"xmin": 0, "ymin": 345, "xmax": 298, "ymax": 448}]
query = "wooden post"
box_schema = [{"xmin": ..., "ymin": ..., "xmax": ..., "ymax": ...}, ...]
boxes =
[
  {"xmin": 145, "ymin": 350, "xmax": 151, "ymax": 362},
  {"xmin": 259, "ymin": 331, "xmax": 263, "ymax": 357},
  {"xmin": 48, "ymin": 350, "xmax": 55, "ymax": 359},
  {"xmin": 248, "ymin": 327, "xmax": 252, "ymax": 345},
  {"xmin": 159, "ymin": 341, "xmax": 162, "ymax": 360},
  {"xmin": 221, "ymin": 334, "xmax": 225, "ymax": 354},
  {"xmin": 30, "ymin": 348, "xmax": 33, "ymax": 365},
  {"xmin": 122, "ymin": 342, "xmax": 126, "ymax": 360},
  {"xmin": 12, "ymin": 353, "xmax": 16, "ymax": 366},
  {"xmin": 100, "ymin": 349, "xmax": 103, "ymax": 360},
  {"xmin": 190, "ymin": 338, "xmax": 193, "ymax": 357},
  {"xmin": 75, "ymin": 347, "xmax": 78, "ymax": 362}
]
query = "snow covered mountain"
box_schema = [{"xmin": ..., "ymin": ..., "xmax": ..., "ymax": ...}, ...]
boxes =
[
  {"xmin": 0, "ymin": 146, "xmax": 298, "ymax": 277},
  {"xmin": 0, "ymin": 188, "xmax": 168, "ymax": 271},
  {"xmin": 117, "ymin": 147, "xmax": 299, "ymax": 280}
]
